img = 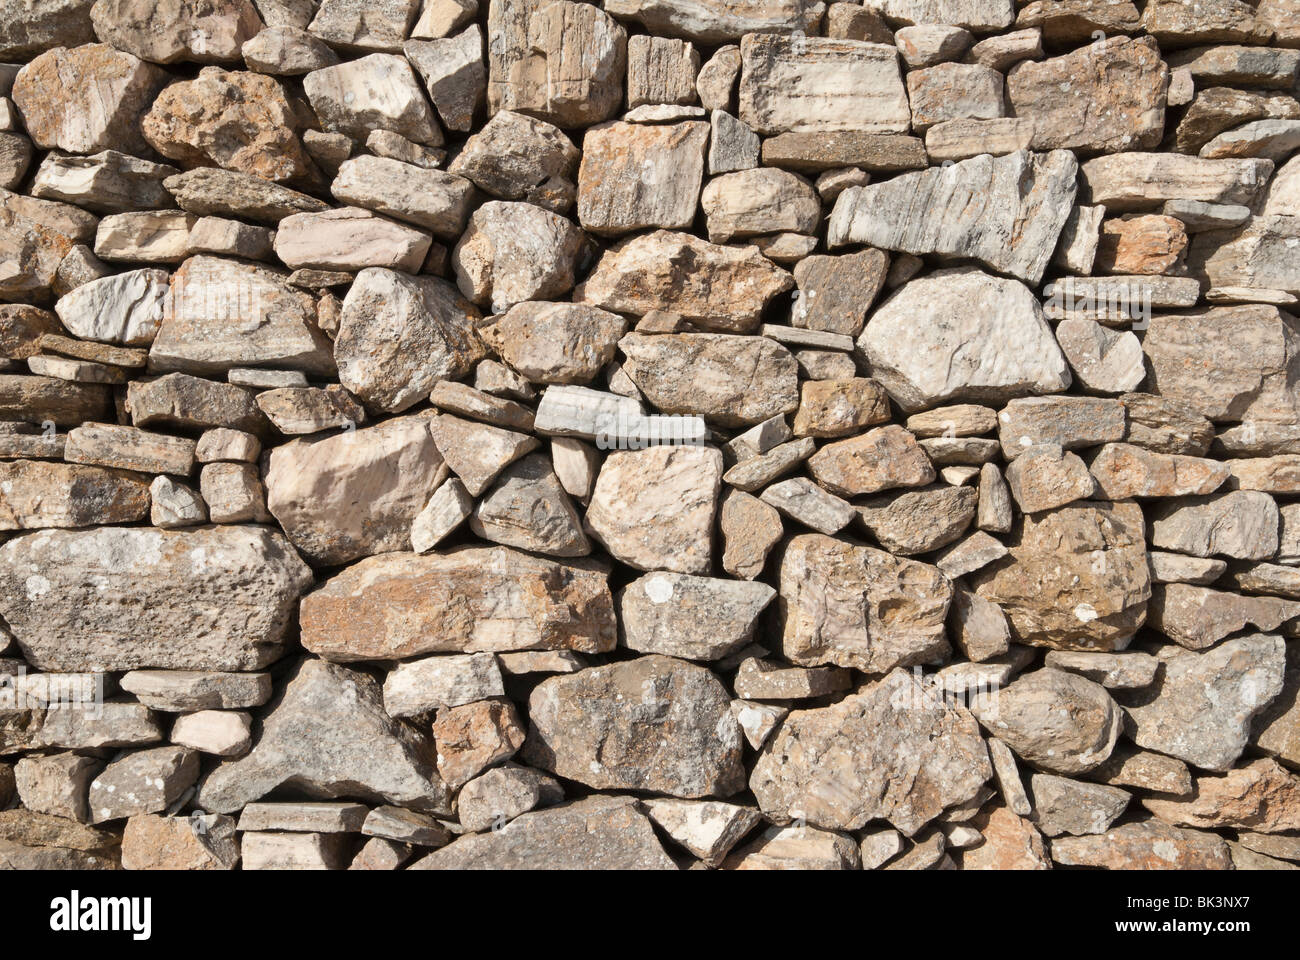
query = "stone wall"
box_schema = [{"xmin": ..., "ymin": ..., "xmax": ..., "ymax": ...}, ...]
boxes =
[{"xmin": 1, "ymin": 0, "xmax": 1299, "ymax": 870}]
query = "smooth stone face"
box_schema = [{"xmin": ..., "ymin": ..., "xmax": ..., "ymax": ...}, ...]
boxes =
[
  {"xmin": 778, "ymin": 533, "xmax": 952, "ymax": 673},
  {"xmin": 272, "ymin": 208, "xmax": 432, "ymax": 274},
  {"xmin": 578, "ymin": 120, "xmax": 707, "ymax": 235},
  {"xmin": 750, "ymin": 669, "xmax": 991, "ymax": 836},
  {"xmin": 829, "ymin": 150, "xmax": 1078, "ymax": 285},
  {"xmin": 860, "ymin": 268, "xmax": 1070, "ymax": 412},
  {"xmin": 0, "ymin": 526, "xmax": 311, "ymax": 672},
  {"xmin": 700, "ymin": 167, "xmax": 819, "ymax": 243},
  {"xmin": 619, "ymin": 572, "xmax": 775, "ymax": 661},
  {"xmin": 299, "ymin": 546, "xmax": 615, "ymax": 661},
  {"xmin": 121, "ymin": 813, "xmax": 240, "ymax": 871},
  {"xmin": 643, "ymin": 799, "xmax": 761, "ymax": 866},
  {"xmin": 413, "ymin": 796, "xmax": 675, "ymax": 869},
  {"xmin": 522, "ymin": 655, "xmax": 745, "ymax": 798},
  {"xmin": 199, "ymin": 659, "xmax": 452, "ymax": 815},
  {"xmin": 264, "ymin": 412, "xmax": 446, "ymax": 565}
]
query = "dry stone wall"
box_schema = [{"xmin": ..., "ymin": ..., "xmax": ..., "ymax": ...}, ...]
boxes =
[{"xmin": 0, "ymin": 0, "xmax": 1299, "ymax": 871}]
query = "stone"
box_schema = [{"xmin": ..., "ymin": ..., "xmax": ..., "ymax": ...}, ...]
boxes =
[
  {"xmin": 0, "ymin": 459, "xmax": 149, "ymax": 529},
  {"xmin": 751, "ymin": 668, "xmax": 990, "ymax": 835},
  {"xmin": 272, "ymin": 208, "xmax": 430, "ymax": 273},
  {"xmin": 94, "ymin": 209, "xmax": 196, "ymax": 264},
  {"xmin": 792, "ymin": 379, "xmax": 891, "ymax": 439},
  {"xmin": 1080, "ymin": 153, "xmax": 1272, "ymax": 210},
  {"xmin": 1054, "ymin": 317, "xmax": 1145, "ymax": 395},
  {"xmin": 924, "ymin": 117, "xmax": 1033, "ymax": 161},
  {"xmin": 1253, "ymin": 637, "xmax": 1300, "ymax": 768},
  {"xmin": 361, "ymin": 806, "xmax": 451, "ymax": 847},
  {"xmin": 1149, "ymin": 490, "xmax": 1279, "ymax": 559},
  {"xmin": 383, "ymin": 652, "xmax": 504, "ymax": 717},
  {"xmin": 830, "ymin": 150, "xmax": 1077, "ymax": 285},
  {"xmin": 1148, "ymin": 583, "xmax": 1300, "ymax": 650},
  {"xmin": 997, "ymin": 396, "xmax": 1126, "ymax": 458},
  {"xmin": 410, "ymin": 477, "xmax": 473, "ymax": 552},
  {"xmin": 1029, "ymin": 774, "xmax": 1130, "ymax": 837},
  {"xmin": 575, "ymin": 230, "xmax": 793, "ymax": 333},
  {"xmin": 404, "ymin": 26, "xmax": 485, "ymax": 132},
  {"xmin": 721, "ymin": 823, "xmax": 861, "ymax": 870},
  {"xmin": 14, "ymin": 752, "xmax": 100, "ymax": 822},
  {"xmin": 482, "ymin": 301, "xmax": 625, "ymax": 385},
  {"xmin": 413, "ymin": 796, "xmax": 674, "ymax": 870},
  {"xmin": 336, "ymin": 268, "xmax": 483, "ymax": 413},
  {"xmin": 1142, "ymin": 758, "xmax": 1300, "ymax": 834},
  {"xmin": 469, "ymin": 453, "xmax": 589, "ymax": 556},
  {"xmin": 64, "ymin": 422, "xmax": 195, "ymax": 475},
  {"xmin": 738, "ymin": 35, "xmax": 909, "ymax": 136},
  {"xmin": 142, "ymin": 69, "xmax": 314, "ymax": 184},
  {"xmin": 255, "ymin": 386, "xmax": 365, "ymax": 436},
  {"xmin": 522, "ymin": 655, "xmax": 744, "ymax": 798},
  {"xmin": 789, "ymin": 249, "xmax": 888, "ymax": 338},
  {"xmin": 807, "ymin": 425, "xmax": 935, "ymax": 497},
  {"xmin": 777, "ymin": 533, "xmax": 951, "ymax": 672},
  {"xmin": 895, "ymin": 24, "xmax": 971, "ymax": 67},
  {"xmin": 1168, "ymin": 44, "xmax": 1300, "ymax": 87},
  {"xmin": 236, "ymin": 802, "xmax": 369, "ymax": 832},
  {"xmin": 429, "ymin": 380, "xmax": 534, "ymax": 431},
  {"xmin": 700, "ymin": 168, "xmax": 818, "ymax": 244},
  {"xmin": 187, "ymin": 216, "xmax": 275, "ymax": 260},
  {"xmin": 907, "ymin": 62, "xmax": 1003, "ymax": 132},
  {"xmin": 120, "ymin": 670, "xmax": 270, "ymax": 713},
  {"xmin": 27, "ymin": 703, "xmax": 163, "ymax": 752},
  {"xmin": 1043, "ymin": 651, "xmax": 1159, "ymax": 690},
  {"xmin": 937, "ymin": 532, "xmax": 1009, "ymax": 579},
  {"xmin": 1149, "ymin": 551, "xmax": 1227, "ymax": 586},
  {"xmin": 149, "ymin": 475, "xmax": 206, "ymax": 528},
  {"xmin": 1004, "ymin": 444, "xmax": 1095, "ymax": 513},
  {"xmin": 88, "ymin": 746, "xmax": 199, "ymax": 823},
  {"xmin": 627, "ymin": 34, "xmax": 698, "ymax": 107},
  {"xmin": 972, "ymin": 668, "xmax": 1121, "ymax": 775},
  {"xmin": 1121, "ymin": 392, "xmax": 1215, "ymax": 456},
  {"xmin": 643, "ymin": 799, "xmax": 759, "ymax": 866},
  {"xmin": 447, "ymin": 110, "xmax": 579, "ymax": 212},
  {"xmin": 757, "ymin": 478, "xmax": 852, "ymax": 535},
  {"xmin": 242, "ymin": 26, "xmax": 339, "ymax": 73},
  {"xmin": 1096, "ymin": 215, "xmax": 1188, "ymax": 276},
  {"xmin": 431, "ymin": 413, "xmax": 537, "ymax": 496},
  {"xmin": 0, "ymin": 808, "xmax": 122, "ymax": 870},
  {"xmin": 300, "ymin": 545, "xmax": 614, "ymax": 660},
  {"xmin": 456, "ymin": 763, "xmax": 562, "ymax": 832},
  {"xmin": 163, "ymin": 167, "xmax": 328, "ymax": 223},
  {"xmin": 971, "ymin": 501, "xmax": 1150, "ymax": 652},
  {"xmin": 127, "ymin": 373, "xmax": 265, "ymax": 435},
  {"xmin": 199, "ymin": 659, "xmax": 451, "ymax": 814},
  {"xmin": 265, "ymin": 412, "xmax": 446, "ymax": 564},
  {"xmin": 707, "ymin": 109, "xmax": 758, "ymax": 174},
  {"xmin": 304, "ymin": 54, "xmax": 440, "ymax": 145},
  {"xmin": 1090, "ymin": 745, "xmax": 1192, "ymax": 795},
  {"xmin": 452, "ymin": 200, "xmax": 583, "ymax": 312},
  {"xmin": 121, "ymin": 813, "xmax": 239, "ymax": 870},
  {"xmin": 241, "ymin": 832, "xmax": 352, "ymax": 869},
  {"xmin": 331, "ymin": 155, "xmax": 475, "ymax": 237},
  {"xmin": 619, "ymin": 573, "xmax": 774, "ymax": 661},
  {"xmin": 1090, "ymin": 443, "xmax": 1230, "ymax": 500},
  {"xmin": 1118, "ymin": 635, "xmax": 1286, "ymax": 772},
  {"xmin": 576, "ymin": 120, "xmax": 706, "ymax": 236},
  {"xmin": 856, "ymin": 486, "xmax": 977, "ymax": 555},
  {"xmin": 1050, "ymin": 820, "xmax": 1231, "ymax": 870},
  {"xmin": 12, "ymin": 43, "xmax": 165, "ymax": 156},
  {"xmin": 720, "ymin": 489, "xmax": 783, "ymax": 579},
  {"xmin": 170, "ymin": 711, "xmax": 253, "ymax": 756}
]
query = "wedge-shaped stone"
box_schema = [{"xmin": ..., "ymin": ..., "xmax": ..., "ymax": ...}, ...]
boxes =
[
  {"xmin": 574, "ymin": 229, "xmax": 793, "ymax": 333},
  {"xmin": 299, "ymin": 546, "xmax": 616, "ymax": 661},
  {"xmin": 1118, "ymin": 635, "xmax": 1286, "ymax": 772},
  {"xmin": 1007, "ymin": 36, "xmax": 1167, "ymax": 154},
  {"xmin": 619, "ymin": 572, "xmax": 775, "ymax": 661},
  {"xmin": 578, "ymin": 120, "xmax": 707, "ymax": 235},
  {"xmin": 0, "ymin": 0, "xmax": 95, "ymax": 60},
  {"xmin": 829, "ymin": 150, "xmax": 1078, "ymax": 285},
  {"xmin": 164, "ymin": 168, "xmax": 328, "ymax": 224},
  {"xmin": 1142, "ymin": 305, "xmax": 1300, "ymax": 423},
  {"xmin": 522, "ymin": 655, "xmax": 744, "ymax": 798},
  {"xmin": 617, "ymin": 332, "xmax": 798, "ymax": 428},
  {"xmin": 807, "ymin": 425, "xmax": 934, "ymax": 497},
  {"xmin": 451, "ymin": 200, "xmax": 584, "ymax": 312},
  {"xmin": 413, "ymin": 795, "xmax": 674, "ymax": 869},
  {"xmin": 777, "ymin": 533, "xmax": 951, "ymax": 673},
  {"xmin": 336, "ymin": 268, "xmax": 484, "ymax": 413},
  {"xmin": 864, "ymin": 0, "xmax": 1011, "ymax": 30},
  {"xmin": 739, "ymin": 35, "xmax": 909, "ymax": 135},
  {"xmin": 198, "ymin": 658, "xmax": 451, "ymax": 815},
  {"xmin": 330, "ymin": 155, "xmax": 474, "ymax": 237},
  {"xmin": 265, "ymin": 412, "xmax": 445, "ymax": 565},
  {"xmin": 149, "ymin": 256, "xmax": 334, "ymax": 378},
  {"xmin": 405, "ymin": 26, "xmax": 485, "ymax": 132},
  {"xmin": 0, "ymin": 460, "xmax": 149, "ymax": 529},
  {"xmin": 0, "ymin": 525, "xmax": 311, "ymax": 671},
  {"xmin": 971, "ymin": 501, "xmax": 1150, "ymax": 651},
  {"xmin": 469, "ymin": 453, "xmax": 590, "ymax": 556},
  {"xmin": 751, "ymin": 668, "xmax": 991, "ymax": 835},
  {"xmin": 0, "ymin": 207, "xmax": 75, "ymax": 301}
]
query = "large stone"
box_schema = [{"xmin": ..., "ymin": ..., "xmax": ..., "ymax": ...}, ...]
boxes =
[
  {"xmin": 971, "ymin": 501, "xmax": 1150, "ymax": 651},
  {"xmin": 486, "ymin": 0, "xmax": 626, "ymax": 128},
  {"xmin": 777, "ymin": 533, "xmax": 951, "ymax": 673},
  {"xmin": 861, "ymin": 268, "xmax": 1068, "ymax": 412},
  {"xmin": 92, "ymin": 0, "xmax": 263, "ymax": 63},
  {"xmin": 1118, "ymin": 635, "xmax": 1287, "ymax": 772},
  {"xmin": 12, "ymin": 43, "xmax": 166, "ymax": 156},
  {"xmin": 1149, "ymin": 490, "xmax": 1279, "ymax": 559},
  {"xmin": 791, "ymin": 249, "xmax": 889, "ymax": 337},
  {"xmin": 750, "ymin": 668, "xmax": 991, "ymax": 835},
  {"xmin": 447, "ymin": 110, "xmax": 580, "ymax": 211},
  {"xmin": 617, "ymin": 333, "xmax": 799, "ymax": 428},
  {"xmin": 164, "ymin": 167, "xmax": 328, "ymax": 223},
  {"xmin": 0, "ymin": 525, "xmax": 311, "ymax": 671},
  {"xmin": 482, "ymin": 301, "xmax": 625, "ymax": 385},
  {"xmin": 149, "ymin": 256, "xmax": 334, "ymax": 378},
  {"xmin": 1143, "ymin": 758, "xmax": 1300, "ymax": 833},
  {"xmin": 299, "ymin": 546, "xmax": 615, "ymax": 660},
  {"xmin": 522, "ymin": 655, "xmax": 744, "ymax": 798},
  {"xmin": 1049, "ymin": 820, "xmax": 1232, "ymax": 870},
  {"xmin": 264, "ymin": 412, "xmax": 446, "ymax": 565},
  {"xmin": 701, "ymin": 167, "xmax": 819, "ymax": 243},
  {"xmin": 574, "ymin": 229, "xmax": 794, "ymax": 333},
  {"xmin": 304, "ymin": 54, "xmax": 440, "ymax": 145},
  {"xmin": 0, "ymin": 0, "xmax": 96, "ymax": 60},
  {"xmin": 1148, "ymin": 584, "xmax": 1300, "ymax": 651},
  {"xmin": 412, "ymin": 795, "xmax": 674, "ymax": 869},
  {"xmin": 577, "ymin": 120, "xmax": 707, "ymax": 235},
  {"xmin": 452, "ymin": 200, "xmax": 584, "ymax": 312},
  {"xmin": 1088, "ymin": 443, "xmax": 1229, "ymax": 500},
  {"xmin": 308, "ymin": 0, "xmax": 419, "ymax": 51},
  {"xmin": 604, "ymin": 0, "xmax": 825, "ymax": 42},
  {"xmin": 619, "ymin": 572, "xmax": 775, "ymax": 661},
  {"xmin": 273, "ymin": 208, "xmax": 431, "ymax": 273},
  {"xmin": 586, "ymin": 444, "xmax": 723, "ymax": 574},
  {"xmin": 1006, "ymin": 36, "xmax": 1167, "ymax": 154},
  {"xmin": 807, "ymin": 425, "xmax": 935, "ymax": 497},
  {"xmin": 330, "ymin": 155, "xmax": 475, "ymax": 237},
  {"xmin": 1080, "ymin": 153, "xmax": 1272, "ymax": 210},
  {"xmin": 829, "ymin": 150, "xmax": 1078, "ymax": 285},
  {"xmin": 199, "ymin": 659, "xmax": 451, "ymax": 814},
  {"xmin": 738, "ymin": 35, "xmax": 909, "ymax": 135},
  {"xmin": 972, "ymin": 668, "xmax": 1121, "ymax": 775},
  {"xmin": 0, "ymin": 460, "xmax": 150, "ymax": 529},
  {"xmin": 142, "ymin": 69, "xmax": 315, "ymax": 183},
  {"xmin": 336, "ymin": 268, "xmax": 484, "ymax": 413}
]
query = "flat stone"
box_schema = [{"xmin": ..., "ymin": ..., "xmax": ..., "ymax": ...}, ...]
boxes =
[
  {"xmin": 1121, "ymin": 392, "xmax": 1215, "ymax": 456},
  {"xmin": 0, "ymin": 460, "xmax": 149, "ymax": 529},
  {"xmin": 997, "ymin": 396, "xmax": 1126, "ymax": 458},
  {"xmin": 1089, "ymin": 745, "xmax": 1192, "ymax": 795},
  {"xmin": 87, "ymin": 746, "xmax": 199, "ymax": 823},
  {"xmin": 170, "ymin": 711, "xmax": 252, "ymax": 756},
  {"xmin": 1143, "ymin": 758, "xmax": 1300, "ymax": 834},
  {"xmin": 701, "ymin": 167, "xmax": 818, "ymax": 243},
  {"xmin": 1049, "ymin": 820, "xmax": 1231, "ymax": 870},
  {"xmin": 383, "ymin": 652, "xmax": 504, "ymax": 717},
  {"xmin": 578, "ymin": 120, "xmax": 707, "ymax": 236},
  {"xmin": 1149, "ymin": 583, "xmax": 1300, "ymax": 650},
  {"xmin": 237, "ymin": 802, "xmax": 370, "ymax": 833},
  {"xmin": 410, "ymin": 477, "xmax": 473, "ymax": 553},
  {"xmin": 906, "ymin": 62, "xmax": 1004, "ymax": 132},
  {"xmin": 273, "ymin": 208, "xmax": 431, "ymax": 273},
  {"xmin": 1080, "ymin": 153, "xmax": 1272, "ymax": 210},
  {"xmin": 241, "ymin": 832, "xmax": 352, "ymax": 869},
  {"xmin": 164, "ymin": 167, "xmax": 328, "ymax": 224},
  {"xmin": 331, "ymin": 155, "xmax": 475, "ymax": 237},
  {"xmin": 299, "ymin": 546, "xmax": 615, "ymax": 661},
  {"xmin": 1042, "ymin": 651, "xmax": 1159, "ymax": 690},
  {"xmin": 121, "ymin": 813, "xmax": 239, "ymax": 870},
  {"xmin": 119, "ymin": 671, "xmax": 271, "ymax": 712},
  {"xmin": 1150, "ymin": 490, "xmax": 1279, "ymax": 559},
  {"xmin": 619, "ymin": 572, "xmax": 774, "ymax": 661},
  {"xmin": 721, "ymin": 823, "xmax": 861, "ymax": 870}
]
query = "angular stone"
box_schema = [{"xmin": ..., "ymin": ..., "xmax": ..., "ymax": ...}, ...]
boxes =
[
  {"xmin": 1142, "ymin": 758, "xmax": 1300, "ymax": 834},
  {"xmin": 200, "ymin": 658, "xmax": 451, "ymax": 814},
  {"xmin": 304, "ymin": 53, "xmax": 439, "ymax": 145},
  {"xmin": 856, "ymin": 485, "xmax": 976, "ymax": 555},
  {"xmin": 923, "ymin": 117, "xmax": 1033, "ymax": 162},
  {"xmin": 707, "ymin": 109, "xmax": 759, "ymax": 174},
  {"xmin": 1029, "ymin": 774, "xmax": 1130, "ymax": 837},
  {"xmin": 0, "ymin": 525, "xmax": 310, "ymax": 671},
  {"xmin": 1004, "ymin": 444, "xmax": 1095, "ymax": 513},
  {"xmin": 127, "ymin": 373, "xmax": 265, "ymax": 436},
  {"xmin": 619, "ymin": 573, "xmax": 774, "ymax": 661},
  {"xmin": 523, "ymin": 655, "xmax": 744, "ymax": 798},
  {"xmin": 997, "ymin": 396, "xmax": 1126, "ymax": 459},
  {"xmin": 452, "ymin": 200, "xmax": 583, "ymax": 312},
  {"xmin": 1150, "ymin": 490, "xmax": 1279, "ymax": 560},
  {"xmin": 120, "ymin": 670, "xmax": 270, "ymax": 712},
  {"xmin": 807, "ymin": 425, "xmax": 935, "ymax": 497},
  {"xmin": 830, "ymin": 150, "xmax": 1077, "ymax": 285},
  {"xmin": 164, "ymin": 167, "xmax": 328, "ymax": 224},
  {"xmin": 12, "ymin": 43, "xmax": 165, "ymax": 156},
  {"xmin": 1149, "ymin": 551, "xmax": 1227, "ymax": 586},
  {"xmin": 575, "ymin": 230, "xmax": 793, "ymax": 333},
  {"xmin": 0, "ymin": 459, "xmax": 149, "ymax": 529},
  {"xmin": 87, "ymin": 746, "xmax": 198, "ymax": 823},
  {"xmin": 719, "ymin": 489, "xmax": 782, "ymax": 579},
  {"xmin": 331, "ymin": 155, "xmax": 475, "ymax": 237},
  {"xmin": 301, "ymin": 546, "xmax": 615, "ymax": 661},
  {"xmin": 643, "ymin": 799, "xmax": 758, "ymax": 866},
  {"xmin": 413, "ymin": 795, "xmax": 674, "ymax": 869},
  {"xmin": 1090, "ymin": 745, "xmax": 1193, "ymax": 795},
  {"xmin": 739, "ymin": 35, "xmax": 908, "ymax": 136},
  {"xmin": 1049, "ymin": 820, "xmax": 1231, "ymax": 870},
  {"xmin": 482, "ymin": 301, "xmax": 625, "ymax": 386},
  {"xmin": 1089, "ymin": 443, "xmax": 1230, "ymax": 500},
  {"xmin": 907, "ymin": 62, "xmax": 1003, "ymax": 132},
  {"xmin": 170, "ymin": 710, "xmax": 253, "ymax": 756},
  {"xmin": 972, "ymin": 501, "xmax": 1150, "ymax": 651},
  {"xmin": 1054, "ymin": 317, "xmax": 1145, "ymax": 395},
  {"xmin": 1169, "ymin": 44, "xmax": 1300, "ymax": 88},
  {"xmin": 265, "ymin": 412, "xmax": 445, "ymax": 564},
  {"xmin": 241, "ymin": 831, "xmax": 352, "ymax": 869},
  {"xmin": 65, "ymin": 422, "xmax": 195, "ymax": 475},
  {"xmin": 1121, "ymin": 392, "xmax": 1215, "ymax": 456},
  {"xmin": 721, "ymin": 823, "xmax": 861, "ymax": 870},
  {"xmin": 1118, "ymin": 635, "xmax": 1286, "ymax": 772},
  {"xmin": 1149, "ymin": 583, "xmax": 1300, "ymax": 650},
  {"xmin": 1043, "ymin": 651, "xmax": 1159, "ymax": 690},
  {"xmin": 273, "ymin": 208, "xmax": 430, "ymax": 273},
  {"xmin": 469, "ymin": 452, "xmax": 589, "ymax": 556},
  {"xmin": 243, "ymin": 25, "xmax": 339, "ymax": 74},
  {"xmin": 1080, "ymin": 154, "xmax": 1272, "ymax": 210},
  {"xmin": 121, "ymin": 813, "xmax": 239, "ymax": 870},
  {"xmin": 700, "ymin": 167, "xmax": 818, "ymax": 243},
  {"xmin": 604, "ymin": 0, "xmax": 824, "ymax": 43},
  {"xmin": 576, "ymin": 120, "xmax": 706, "ymax": 236},
  {"xmin": 383, "ymin": 652, "xmax": 503, "ymax": 717},
  {"xmin": 1253, "ymin": 637, "xmax": 1300, "ymax": 768},
  {"xmin": 446, "ymin": 110, "xmax": 579, "ymax": 212},
  {"xmin": 14, "ymin": 752, "xmax": 100, "ymax": 822}
]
